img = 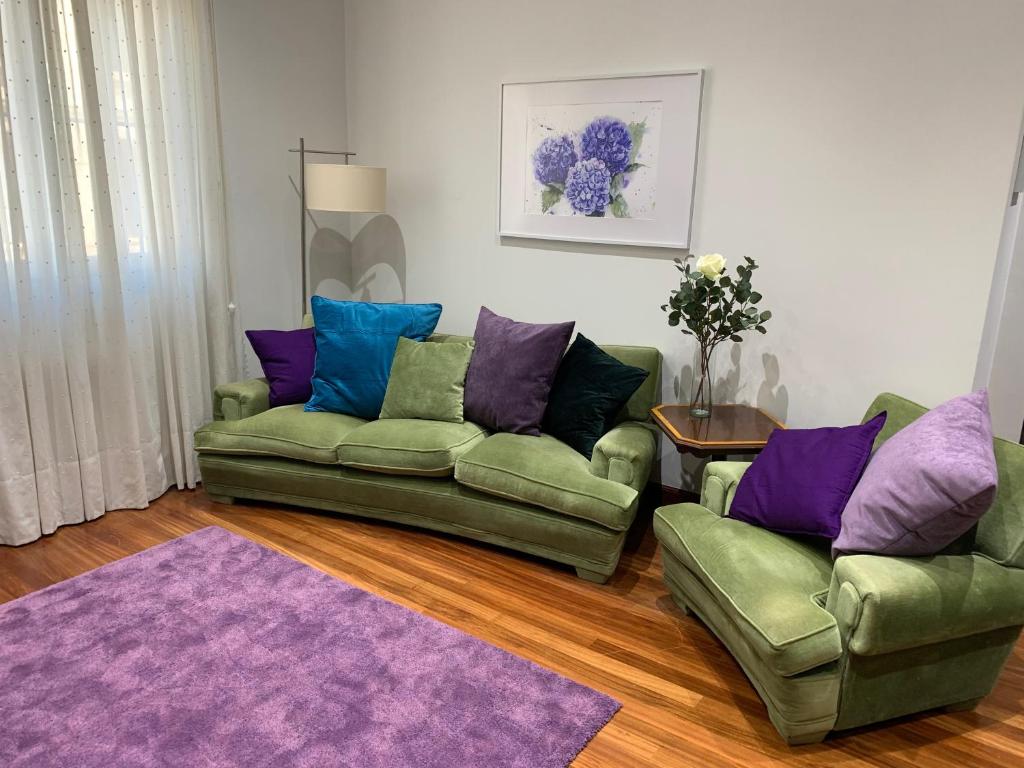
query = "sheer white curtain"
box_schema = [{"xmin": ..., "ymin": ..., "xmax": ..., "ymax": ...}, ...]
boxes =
[{"xmin": 0, "ymin": 0, "xmax": 235, "ymax": 545}]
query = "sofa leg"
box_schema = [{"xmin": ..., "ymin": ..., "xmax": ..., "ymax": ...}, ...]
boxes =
[
  {"xmin": 206, "ymin": 492, "xmax": 236, "ymax": 505},
  {"xmin": 783, "ymin": 729, "xmax": 830, "ymax": 746},
  {"xmin": 670, "ymin": 594, "xmax": 692, "ymax": 616},
  {"xmin": 943, "ymin": 697, "xmax": 983, "ymax": 713},
  {"xmin": 575, "ymin": 567, "xmax": 611, "ymax": 584}
]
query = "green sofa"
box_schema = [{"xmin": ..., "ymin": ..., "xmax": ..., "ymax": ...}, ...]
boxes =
[
  {"xmin": 195, "ymin": 334, "xmax": 660, "ymax": 583},
  {"xmin": 654, "ymin": 392, "xmax": 1024, "ymax": 744}
]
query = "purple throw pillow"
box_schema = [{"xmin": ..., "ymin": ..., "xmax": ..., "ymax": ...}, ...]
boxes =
[
  {"xmin": 245, "ymin": 327, "xmax": 317, "ymax": 408},
  {"xmin": 832, "ymin": 390, "xmax": 997, "ymax": 558},
  {"xmin": 729, "ymin": 413, "xmax": 887, "ymax": 539},
  {"xmin": 463, "ymin": 307, "xmax": 574, "ymax": 435}
]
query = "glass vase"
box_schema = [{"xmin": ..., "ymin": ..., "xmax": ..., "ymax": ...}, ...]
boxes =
[{"xmin": 690, "ymin": 345, "xmax": 715, "ymax": 419}]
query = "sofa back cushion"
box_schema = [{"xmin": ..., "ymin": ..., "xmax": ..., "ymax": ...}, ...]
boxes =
[{"xmin": 862, "ymin": 393, "xmax": 1024, "ymax": 568}]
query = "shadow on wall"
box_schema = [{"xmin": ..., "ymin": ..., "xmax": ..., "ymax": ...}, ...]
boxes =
[
  {"xmin": 670, "ymin": 345, "xmax": 789, "ymax": 492},
  {"xmin": 500, "ymin": 234, "xmax": 687, "ymax": 264},
  {"xmin": 673, "ymin": 345, "xmax": 789, "ymax": 424},
  {"xmin": 308, "ymin": 214, "xmax": 407, "ymax": 303}
]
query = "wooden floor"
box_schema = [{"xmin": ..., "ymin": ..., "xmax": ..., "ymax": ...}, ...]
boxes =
[{"xmin": 2, "ymin": 490, "xmax": 1023, "ymax": 767}]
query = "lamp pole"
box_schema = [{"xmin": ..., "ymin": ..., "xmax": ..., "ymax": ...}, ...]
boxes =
[
  {"xmin": 290, "ymin": 138, "xmax": 357, "ymax": 320},
  {"xmin": 298, "ymin": 137, "xmax": 306, "ymax": 319}
]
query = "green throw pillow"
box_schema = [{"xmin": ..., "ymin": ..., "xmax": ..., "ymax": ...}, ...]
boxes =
[{"xmin": 380, "ymin": 337, "xmax": 475, "ymax": 422}]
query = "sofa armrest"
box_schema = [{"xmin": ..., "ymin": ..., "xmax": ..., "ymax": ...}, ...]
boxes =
[
  {"xmin": 699, "ymin": 461, "xmax": 750, "ymax": 516},
  {"xmin": 213, "ymin": 378, "xmax": 271, "ymax": 421},
  {"xmin": 825, "ymin": 553, "xmax": 1024, "ymax": 657},
  {"xmin": 590, "ymin": 422, "xmax": 656, "ymax": 491}
]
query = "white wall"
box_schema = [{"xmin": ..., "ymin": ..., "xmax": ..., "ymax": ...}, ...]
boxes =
[
  {"xmin": 212, "ymin": 0, "xmax": 348, "ymax": 377},
  {"xmin": 344, "ymin": 0, "xmax": 1024, "ymax": 486},
  {"xmin": 976, "ymin": 199, "xmax": 1024, "ymax": 441}
]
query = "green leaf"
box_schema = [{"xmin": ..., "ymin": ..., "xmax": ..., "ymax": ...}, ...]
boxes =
[
  {"xmin": 625, "ymin": 162, "xmax": 645, "ymax": 172},
  {"xmin": 759, "ymin": 310, "xmax": 772, "ymax": 322},
  {"xmin": 719, "ymin": 276, "xmax": 732, "ymax": 288},
  {"xmin": 756, "ymin": 325, "xmax": 767, "ymax": 334},
  {"xmin": 627, "ymin": 120, "xmax": 646, "ymax": 165},
  {"xmin": 610, "ymin": 194, "xmax": 629, "ymax": 218},
  {"xmin": 730, "ymin": 334, "xmax": 743, "ymax": 342},
  {"xmin": 541, "ymin": 185, "xmax": 562, "ymax": 213},
  {"xmin": 749, "ymin": 291, "xmax": 762, "ymax": 303}
]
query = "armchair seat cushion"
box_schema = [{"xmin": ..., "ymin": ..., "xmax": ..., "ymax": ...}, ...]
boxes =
[
  {"xmin": 195, "ymin": 405, "xmax": 366, "ymax": 464},
  {"xmin": 338, "ymin": 419, "xmax": 487, "ymax": 477},
  {"xmin": 454, "ymin": 433, "xmax": 638, "ymax": 531},
  {"xmin": 654, "ymin": 502, "xmax": 842, "ymax": 677}
]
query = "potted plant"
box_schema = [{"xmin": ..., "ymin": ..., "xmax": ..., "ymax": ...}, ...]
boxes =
[{"xmin": 662, "ymin": 254, "xmax": 771, "ymax": 418}]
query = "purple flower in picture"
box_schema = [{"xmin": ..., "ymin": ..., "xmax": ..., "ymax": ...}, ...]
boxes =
[
  {"xmin": 564, "ymin": 158, "xmax": 611, "ymax": 215},
  {"xmin": 532, "ymin": 134, "xmax": 578, "ymax": 185},
  {"xmin": 579, "ymin": 117, "xmax": 632, "ymax": 175}
]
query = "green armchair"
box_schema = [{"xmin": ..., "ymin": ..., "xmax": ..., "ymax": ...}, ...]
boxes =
[{"xmin": 654, "ymin": 392, "xmax": 1024, "ymax": 744}]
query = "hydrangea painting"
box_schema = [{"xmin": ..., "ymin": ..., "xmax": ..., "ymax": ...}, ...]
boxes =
[
  {"xmin": 524, "ymin": 102, "xmax": 662, "ymax": 219},
  {"xmin": 499, "ymin": 71, "xmax": 703, "ymax": 248}
]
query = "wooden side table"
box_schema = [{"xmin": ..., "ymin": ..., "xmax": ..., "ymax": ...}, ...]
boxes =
[{"xmin": 650, "ymin": 403, "xmax": 784, "ymax": 461}]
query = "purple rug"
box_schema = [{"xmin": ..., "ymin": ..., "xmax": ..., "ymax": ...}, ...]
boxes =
[{"xmin": 0, "ymin": 527, "xmax": 618, "ymax": 767}]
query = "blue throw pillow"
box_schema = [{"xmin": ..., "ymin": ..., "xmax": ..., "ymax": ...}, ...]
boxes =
[{"xmin": 305, "ymin": 297, "xmax": 442, "ymax": 419}]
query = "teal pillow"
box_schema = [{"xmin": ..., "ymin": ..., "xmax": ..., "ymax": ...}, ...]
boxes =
[
  {"xmin": 542, "ymin": 334, "xmax": 649, "ymax": 458},
  {"xmin": 380, "ymin": 337, "xmax": 475, "ymax": 422},
  {"xmin": 304, "ymin": 297, "xmax": 442, "ymax": 419}
]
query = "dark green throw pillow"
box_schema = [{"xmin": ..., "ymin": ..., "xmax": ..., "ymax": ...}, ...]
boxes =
[
  {"xmin": 380, "ymin": 337, "xmax": 475, "ymax": 422},
  {"xmin": 543, "ymin": 334, "xmax": 649, "ymax": 458}
]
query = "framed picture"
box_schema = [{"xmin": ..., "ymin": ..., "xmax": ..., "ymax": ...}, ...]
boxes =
[{"xmin": 498, "ymin": 70, "xmax": 703, "ymax": 249}]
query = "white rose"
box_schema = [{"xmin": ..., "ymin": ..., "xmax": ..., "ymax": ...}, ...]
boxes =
[{"xmin": 695, "ymin": 253, "xmax": 727, "ymax": 281}]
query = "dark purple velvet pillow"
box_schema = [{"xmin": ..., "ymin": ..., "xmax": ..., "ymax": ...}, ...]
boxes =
[
  {"xmin": 463, "ymin": 307, "xmax": 574, "ymax": 435},
  {"xmin": 728, "ymin": 412, "xmax": 887, "ymax": 539},
  {"xmin": 245, "ymin": 327, "xmax": 317, "ymax": 408}
]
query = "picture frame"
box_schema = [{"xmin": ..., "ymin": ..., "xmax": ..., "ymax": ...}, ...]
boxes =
[{"xmin": 498, "ymin": 70, "xmax": 704, "ymax": 249}]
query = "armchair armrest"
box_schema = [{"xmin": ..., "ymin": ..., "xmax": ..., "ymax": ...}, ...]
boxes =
[
  {"xmin": 213, "ymin": 378, "xmax": 271, "ymax": 421},
  {"xmin": 590, "ymin": 422, "xmax": 656, "ymax": 491},
  {"xmin": 699, "ymin": 461, "xmax": 750, "ymax": 516},
  {"xmin": 825, "ymin": 553, "xmax": 1024, "ymax": 657}
]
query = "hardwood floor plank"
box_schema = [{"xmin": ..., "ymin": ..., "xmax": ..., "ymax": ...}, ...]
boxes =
[{"xmin": 1, "ymin": 488, "xmax": 1022, "ymax": 767}]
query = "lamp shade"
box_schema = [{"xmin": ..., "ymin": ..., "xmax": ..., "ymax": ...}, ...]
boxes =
[{"xmin": 305, "ymin": 163, "xmax": 386, "ymax": 213}]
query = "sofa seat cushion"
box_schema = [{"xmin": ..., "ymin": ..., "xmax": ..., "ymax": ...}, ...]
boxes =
[
  {"xmin": 454, "ymin": 433, "xmax": 638, "ymax": 531},
  {"xmin": 195, "ymin": 405, "xmax": 365, "ymax": 464},
  {"xmin": 339, "ymin": 419, "xmax": 488, "ymax": 477},
  {"xmin": 654, "ymin": 502, "xmax": 842, "ymax": 677}
]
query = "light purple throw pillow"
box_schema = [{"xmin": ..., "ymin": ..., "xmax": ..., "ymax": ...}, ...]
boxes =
[
  {"xmin": 463, "ymin": 307, "xmax": 574, "ymax": 435},
  {"xmin": 833, "ymin": 390, "xmax": 997, "ymax": 558}
]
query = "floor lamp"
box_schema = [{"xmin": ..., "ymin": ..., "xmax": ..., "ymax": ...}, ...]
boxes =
[{"xmin": 290, "ymin": 137, "xmax": 387, "ymax": 318}]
